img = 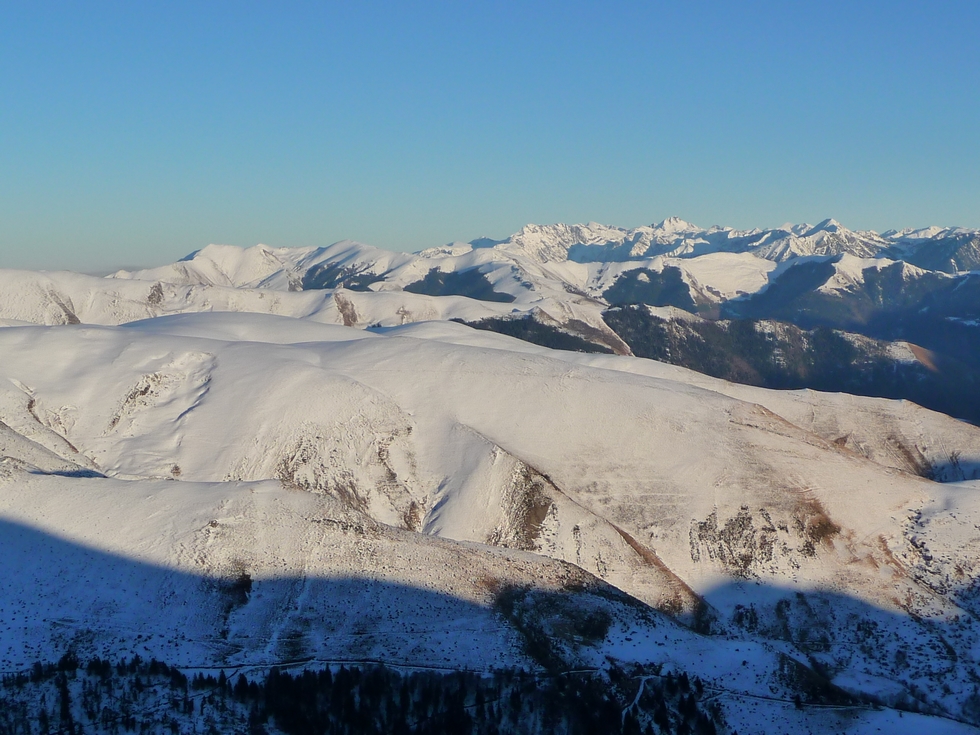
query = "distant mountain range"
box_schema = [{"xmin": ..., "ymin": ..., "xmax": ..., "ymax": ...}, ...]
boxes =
[
  {"xmin": 1, "ymin": 219, "xmax": 978, "ymax": 422},
  {"xmin": 111, "ymin": 217, "xmax": 980, "ymax": 288},
  {"xmin": 96, "ymin": 218, "xmax": 980, "ymax": 423},
  {"xmin": 470, "ymin": 218, "xmax": 980, "ymax": 272}
]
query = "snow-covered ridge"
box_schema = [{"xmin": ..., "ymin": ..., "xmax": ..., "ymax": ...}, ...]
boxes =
[
  {"xmin": 103, "ymin": 219, "xmax": 980, "ymax": 322},
  {"xmin": 472, "ymin": 217, "xmax": 978, "ymax": 266},
  {"xmin": 3, "ymin": 312, "xmax": 980, "ymax": 729},
  {"xmin": 3, "ymin": 209, "xmax": 980, "ymax": 731}
]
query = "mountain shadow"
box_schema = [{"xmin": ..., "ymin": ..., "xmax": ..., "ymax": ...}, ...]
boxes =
[
  {"xmin": 0, "ymin": 515, "xmax": 676, "ymax": 678},
  {"xmin": 884, "ymin": 233, "xmax": 980, "ymax": 274},
  {"xmin": 403, "ymin": 268, "xmax": 516, "ymax": 303},
  {"xmin": 453, "ymin": 316, "xmax": 613, "ymax": 354},
  {"xmin": 602, "ymin": 266, "xmax": 699, "ymax": 313},
  {"xmin": 699, "ymin": 578, "xmax": 980, "ymax": 726},
  {"xmin": 1, "ymin": 519, "xmax": 978, "ymax": 730},
  {"xmin": 724, "ymin": 261, "xmax": 980, "ymax": 374},
  {"xmin": 0, "ymin": 518, "xmax": 719, "ymax": 734},
  {"xmin": 602, "ymin": 305, "xmax": 980, "ymax": 427},
  {"xmin": 302, "ymin": 263, "xmax": 385, "ymax": 292}
]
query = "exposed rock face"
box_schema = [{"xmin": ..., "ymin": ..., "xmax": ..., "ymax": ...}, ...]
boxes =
[{"xmin": 690, "ymin": 502, "xmax": 841, "ymax": 578}]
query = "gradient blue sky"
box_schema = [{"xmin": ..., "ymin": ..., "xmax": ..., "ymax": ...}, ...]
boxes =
[{"xmin": 2, "ymin": 1, "xmax": 978, "ymax": 271}]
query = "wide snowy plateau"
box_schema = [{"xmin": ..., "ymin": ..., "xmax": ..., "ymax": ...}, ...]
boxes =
[{"xmin": 2, "ymin": 219, "xmax": 980, "ymax": 733}]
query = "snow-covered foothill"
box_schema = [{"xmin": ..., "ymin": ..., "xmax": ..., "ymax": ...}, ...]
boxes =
[
  {"xmin": 4, "ymin": 220, "xmax": 980, "ymax": 732},
  {"xmin": 2, "ymin": 313, "xmax": 980, "ymax": 727}
]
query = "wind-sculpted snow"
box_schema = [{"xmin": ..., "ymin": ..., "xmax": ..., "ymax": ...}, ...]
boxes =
[{"xmin": 3, "ymin": 314, "xmax": 980, "ymax": 727}]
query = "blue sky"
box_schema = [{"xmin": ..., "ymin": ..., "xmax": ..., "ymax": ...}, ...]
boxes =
[{"xmin": 1, "ymin": 1, "xmax": 978, "ymax": 271}]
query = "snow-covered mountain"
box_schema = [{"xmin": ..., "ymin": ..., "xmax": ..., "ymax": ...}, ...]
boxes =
[
  {"xmin": 99, "ymin": 218, "xmax": 980, "ymax": 342},
  {"xmin": 4, "ymin": 221, "xmax": 980, "ymax": 731},
  {"xmin": 2, "ymin": 311, "xmax": 980, "ymax": 731},
  {"xmin": 471, "ymin": 217, "xmax": 889, "ymax": 264},
  {"xmin": 107, "ymin": 217, "xmax": 980, "ymax": 298},
  {"xmin": 481, "ymin": 217, "xmax": 980, "ymax": 270},
  {"xmin": 8, "ymin": 217, "xmax": 979, "ymax": 421},
  {"xmin": 3, "ymin": 221, "xmax": 980, "ymax": 436}
]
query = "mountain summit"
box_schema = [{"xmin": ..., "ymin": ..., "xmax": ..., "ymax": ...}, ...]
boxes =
[{"xmin": 463, "ymin": 218, "xmax": 979, "ymax": 268}]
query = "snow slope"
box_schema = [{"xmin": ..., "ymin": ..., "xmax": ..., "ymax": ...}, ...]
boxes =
[
  {"xmin": 2, "ymin": 313, "xmax": 980, "ymax": 727},
  {"xmin": 7, "ymin": 468, "xmax": 972, "ymax": 734},
  {"xmin": 0, "ymin": 466, "xmax": 644, "ymax": 673},
  {"xmin": 6, "ymin": 221, "xmax": 980, "ymax": 732},
  {"xmin": 5, "ymin": 216, "xmax": 978, "ymax": 361},
  {"xmin": 0, "ymin": 267, "xmax": 630, "ymax": 353}
]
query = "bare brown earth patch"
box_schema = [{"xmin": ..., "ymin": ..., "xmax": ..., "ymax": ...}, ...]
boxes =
[
  {"xmin": 886, "ymin": 434, "xmax": 935, "ymax": 478},
  {"xmin": 106, "ymin": 375, "xmax": 159, "ymax": 431},
  {"xmin": 25, "ymin": 397, "xmax": 83, "ymax": 454},
  {"xmin": 793, "ymin": 495, "xmax": 841, "ymax": 557},
  {"xmin": 560, "ymin": 317, "xmax": 633, "ymax": 355},
  {"xmin": 273, "ymin": 436, "xmax": 370, "ymax": 513},
  {"xmin": 908, "ymin": 343, "xmax": 939, "ymax": 372},
  {"xmin": 147, "ymin": 282, "xmax": 164, "ymax": 305},
  {"xmin": 402, "ymin": 500, "xmax": 423, "ymax": 531},
  {"xmin": 47, "ymin": 291, "xmax": 80, "ymax": 324}
]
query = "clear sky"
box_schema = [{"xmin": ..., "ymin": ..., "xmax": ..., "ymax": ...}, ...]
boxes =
[{"xmin": 2, "ymin": 1, "xmax": 978, "ymax": 271}]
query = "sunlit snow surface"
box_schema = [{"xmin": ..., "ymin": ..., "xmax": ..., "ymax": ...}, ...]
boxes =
[{"xmin": 1, "ymin": 307, "xmax": 980, "ymax": 730}]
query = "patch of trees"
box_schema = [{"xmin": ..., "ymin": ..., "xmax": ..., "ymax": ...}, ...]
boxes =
[
  {"xmin": 211, "ymin": 661, "xmax": 723, "ymax": 735},
  {"xmin": 1, "ymin": 653, "xmax": 192, "ymax": 735},
  {"xmin": 0, "ymin": 655, "xmax": 724, "ymax": 735}
]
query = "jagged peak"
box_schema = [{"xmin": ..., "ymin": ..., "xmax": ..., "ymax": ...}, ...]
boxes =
[
  {"xmin": 654, "ymin": 216, "xmax": 699, "ymax": 233},
  {"xmin": 804, "ymin": 218, "xmax": 846, "ymax": 236}
]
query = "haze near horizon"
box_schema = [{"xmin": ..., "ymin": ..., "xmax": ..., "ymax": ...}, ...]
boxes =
[{"xmin": 1, "ymin": 1, "xmax": 978, "ymax": 272}]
